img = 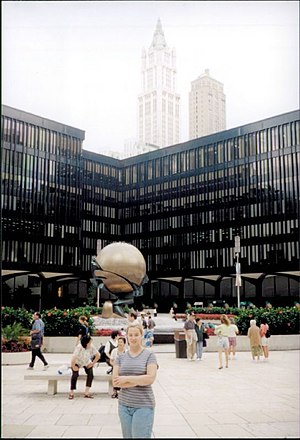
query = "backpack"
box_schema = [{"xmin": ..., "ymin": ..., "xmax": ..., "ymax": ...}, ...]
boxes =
[
  {"xmin": 98, "ymin": 340, "xmax": 116, "ymax": 363},
  {"xmin": 98, "ymin": 344, "xmax": 108, "ymax": 363}
]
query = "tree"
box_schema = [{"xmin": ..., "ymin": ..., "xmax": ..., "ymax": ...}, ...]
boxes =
[{"xmin": 87, "ymin": 285, "xmax": 97, "ymax": 306}]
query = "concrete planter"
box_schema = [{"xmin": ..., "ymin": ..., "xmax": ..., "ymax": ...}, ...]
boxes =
[
  {"xmin": 1, "ymin": 336, "xmax": 109, "ymax": 365},
  {"xmin": 2, "ymin": 351, "xmax": 31, "ymax": 365},
  {"xmin": 172, "ymin": 333, "xmax": 300, "ymax": 352},
  {"xmin": 39, "ymin": 334, "xmax": 300, "ymax": 353},
  {"xmin": 2, "ymin": 334, "xmax": 299, "ymax": 365},
  {"xmin": 42, "ymin": 336, "xmax": 109, "ymax": 354},
  {"xmin": 203, "ymin": 334, "xmax": 300, "ymax": 352}
]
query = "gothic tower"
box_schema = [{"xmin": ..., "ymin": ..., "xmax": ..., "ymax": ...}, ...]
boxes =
[{"xmin": 138, "ymin": 19, "xmax": 180, "ymax": 148}]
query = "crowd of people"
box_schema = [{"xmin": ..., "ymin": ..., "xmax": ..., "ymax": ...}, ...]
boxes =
[
  {"xmin": 182, "ymin": 310, "xmax": 270, "ymax": 368},
  {"xmin": 25, "ymin": 307, "xmax": 272, "ymax": 438}
]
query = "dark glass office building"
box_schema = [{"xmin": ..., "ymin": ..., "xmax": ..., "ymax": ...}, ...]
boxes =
[{"xmin": 1, "ymin": 105, "xmax": 299, "ymax": 310}]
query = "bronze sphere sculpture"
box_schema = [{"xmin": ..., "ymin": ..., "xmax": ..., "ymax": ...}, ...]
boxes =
[{"xmin": 92, "ymin": 242, "xmax": 148, "ymax": 314}]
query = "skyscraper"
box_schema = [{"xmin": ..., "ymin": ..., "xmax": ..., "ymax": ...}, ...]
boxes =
[
  {"xmin": 138, "ymin": 19, "xmax": 180, "ymax": 148},
  {"xmin": 189, "ymin": 69, "xmax": 226, "ymax": 139}
]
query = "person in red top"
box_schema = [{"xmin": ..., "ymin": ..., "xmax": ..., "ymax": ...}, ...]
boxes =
[{"xmin": 260, "ymin": 318, "xmax": 270, "ymax": 361}]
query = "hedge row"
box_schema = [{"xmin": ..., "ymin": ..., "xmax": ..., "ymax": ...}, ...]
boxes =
[
  {"xmin": 1, "ymin": 305, "xmax": 299, "ymax": 337},
  {"xmin": 1, "ymin": 306, "xmax": 102, "ymax": 336},
  {"xmin": 186, "ymin": 306, "xmax": 300, "ymax": 335}
]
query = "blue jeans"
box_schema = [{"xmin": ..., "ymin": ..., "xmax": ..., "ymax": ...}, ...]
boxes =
[
  {"xmin": 196, "ymin": 341, "xmax": 203, "ymax": 359},
  {"xmin": 118, "ymin": 404, "xmax": 154, "ymax": 438}
]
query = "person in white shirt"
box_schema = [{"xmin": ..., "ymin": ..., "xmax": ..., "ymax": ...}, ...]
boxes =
[
  {"xmin": 228, "ymin": 318, "xmax": 239, "ymax": 359},
  {"xmin": 110, "ymin": 336, "xmax": 127, "ymax": 398},
  {"xmin": 69, "ymin": 335, "xmax": 100, "ymax": 399},
  {"xmin": 104, "ymin": 330, "xmax": 119, "ymax": 374}
]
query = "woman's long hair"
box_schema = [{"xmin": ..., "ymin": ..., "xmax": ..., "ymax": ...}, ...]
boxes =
[
  {"xmin": 79, "ymin": 315, "xmax": 89, "ymax": 327},
  {"xmin": 220, "ymin": 314, "xmax": 230, "ymax": 326}
]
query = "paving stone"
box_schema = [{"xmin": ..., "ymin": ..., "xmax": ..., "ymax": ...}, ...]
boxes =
[{"xmin": 1, "ymin": 347, "xmax": 299, "ymax": 438}]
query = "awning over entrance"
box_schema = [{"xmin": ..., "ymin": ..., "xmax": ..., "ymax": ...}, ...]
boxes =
[
  {"xmin": 191, "ymin": 275, "xmax": 222, "ymax": 282},
  {"xmin": 274, "ymin": 271, "xmax": 300, "ymax": 278},
  {"xmin": 157, "ymin": 277, "xmax": 184, "ymax": 284},
  {"xmin": 231, "ymin": 273, "xmax": 266, "ymax": 280},
  {"xmin": 38, "ymin": 272, "xmax": 75, "ymax": 280},
  {"xmin": 56, "ymin": 277, "xmax": 80, "ymax": 283},
  {"xmin": 1, "ymin": 270, "xmax": 31, "ymax": 281}
]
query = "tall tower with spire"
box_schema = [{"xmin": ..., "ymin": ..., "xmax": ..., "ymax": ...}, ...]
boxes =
[{"xmin": 138, "ymin": 19, "xmax": 180, "ymax": 148}]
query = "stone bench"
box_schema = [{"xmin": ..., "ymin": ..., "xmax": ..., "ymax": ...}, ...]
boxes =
[{"xmin": 24, "ymin": 368, "xmax": 113, "ymax": 395}]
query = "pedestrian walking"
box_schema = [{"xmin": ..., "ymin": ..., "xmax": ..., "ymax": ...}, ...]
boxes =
[
  {"xmin": 260, "ymin": 317, "xmax": 270, "ymax": 361},
  {"xmin": 144, "ymin": 314, "xmax": 156, "ymax": 347},
  {"xmin": 247, "ymin": 319, "xmax": 263, "ymax": 362},
  {"xmin": 228, "ymin": 317, "xmax": 239, "ymax": 359},
  {"xmin": 76, "ymin": 315, "xmax": 90, "ymax": 344},
  {"xmin": 184, "ymin": 311, "xmax": 197, "ymax": 361},
  {"xmin": 195, "ymin": 318, "xmax": 204, "ymax": 360},
  {"xmin": 27, "ymin": 312, "xmax": 49, "ymax": 370},
  {"xmin": 214, "ymin": 314, "xmax": 230, "ymax": 369},
  {"xmin": 170, "ymin": 307, "xmax": 177, "ymax": 320}
]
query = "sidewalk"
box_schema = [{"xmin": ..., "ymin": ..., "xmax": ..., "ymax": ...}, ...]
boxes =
[{"xmin": 2, "ymin": 347, "xmax": 299, "ymax": 438}]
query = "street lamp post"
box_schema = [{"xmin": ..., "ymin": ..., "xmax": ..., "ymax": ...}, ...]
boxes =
[
  {"xmin": 96, "ymin": 285, "xmax": 100, "ymax": 308},
  {"xmin": 234, "ymin": 235, "xmax": 242, "ymax": 308}
]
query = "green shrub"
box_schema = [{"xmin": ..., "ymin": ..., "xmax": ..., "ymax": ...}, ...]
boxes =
[
  {"xmin": 1, "ymin": 322, "xmax": 29, "ymax": 341},
  {"xmin": 1, "ymin": 306, "xmax": 101, "ymax": 337},
  {"xmin": 1, "ymin": 307, "xmax": 32, "ymax": 330},
  {"xmin": 41, "ymin": 307, "xmax": 97, "ymax": 336},
  {"xmin": 186, "ymin": 306, "xmax": 300, "ymax": 335},
  {"xmin": 1, "ymin": 321, "xmax": 31, "ymax": 352},
  {"xmin": 235, "ymin": 307, "xmax": 300, "ymax": 335},
  {"xmin": 2, "ymin": 305, "xmax": 298, "ymax": 336}
]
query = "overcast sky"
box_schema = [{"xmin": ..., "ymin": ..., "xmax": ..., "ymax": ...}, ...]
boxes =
[{"xmin": 2, "ymin": 1, "xmax": 299, "ymax": 156}]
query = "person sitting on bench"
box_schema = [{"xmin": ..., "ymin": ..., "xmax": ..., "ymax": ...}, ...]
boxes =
[{"xmin": 69, "ymin": 335, "xmax": 100, "ymax": 400}]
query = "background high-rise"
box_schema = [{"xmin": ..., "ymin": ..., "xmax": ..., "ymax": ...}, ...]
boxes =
[{"xmin": 189, "ymin": 69, "xmax": 226, "ymax": 139}]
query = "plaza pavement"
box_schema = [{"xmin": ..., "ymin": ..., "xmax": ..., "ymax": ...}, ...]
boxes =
[{"xmin": 2, "ymin": 345, "xmax": 299, "ymax": 438}]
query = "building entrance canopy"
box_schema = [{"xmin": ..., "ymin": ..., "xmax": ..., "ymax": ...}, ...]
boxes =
[{"xmin": 1, "ymin": 270, "xmax": 31, "ymax": 281}]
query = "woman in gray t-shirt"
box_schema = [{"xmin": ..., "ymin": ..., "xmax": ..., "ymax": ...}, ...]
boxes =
[{"xmin": 113, "ymin": 323, "xmax": 158, "ymax": 438}]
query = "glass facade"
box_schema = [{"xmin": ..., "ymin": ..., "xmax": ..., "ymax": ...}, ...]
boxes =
[
  {"xmin": 81, "ymin": 151, "xmax": 121, "ymax": 272},
  {"xmin": 1, "ymin": 105, "xmax": 299, "ymax": 308},
  {"xmin": 121, "ymin": 118, "xmax": 300, "ymax": 276},
  {"xmin": 2, "ymin": 109, "xmax": 83, "ymax": 271}
]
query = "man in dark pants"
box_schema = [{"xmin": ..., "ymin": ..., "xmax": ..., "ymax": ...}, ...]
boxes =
[{"xmin": 27, "ymin": 312, "xmax": 49, "ymax": 370}]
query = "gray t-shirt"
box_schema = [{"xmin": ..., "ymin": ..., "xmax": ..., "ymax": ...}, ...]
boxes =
[
  {"xmin": 31, "ymin": 318, "xmax": 45, "ymax": 347},
  {"xmin": 115, "ymin": 349, "xmax": 158, "ymax": 408},
  {"xmin": 184, "ymin": 320, "xmax": 195, "ymax": 331},
  {"xmin": 33, "ymin": 319, "xmax": 45, "ymax": 336}
]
